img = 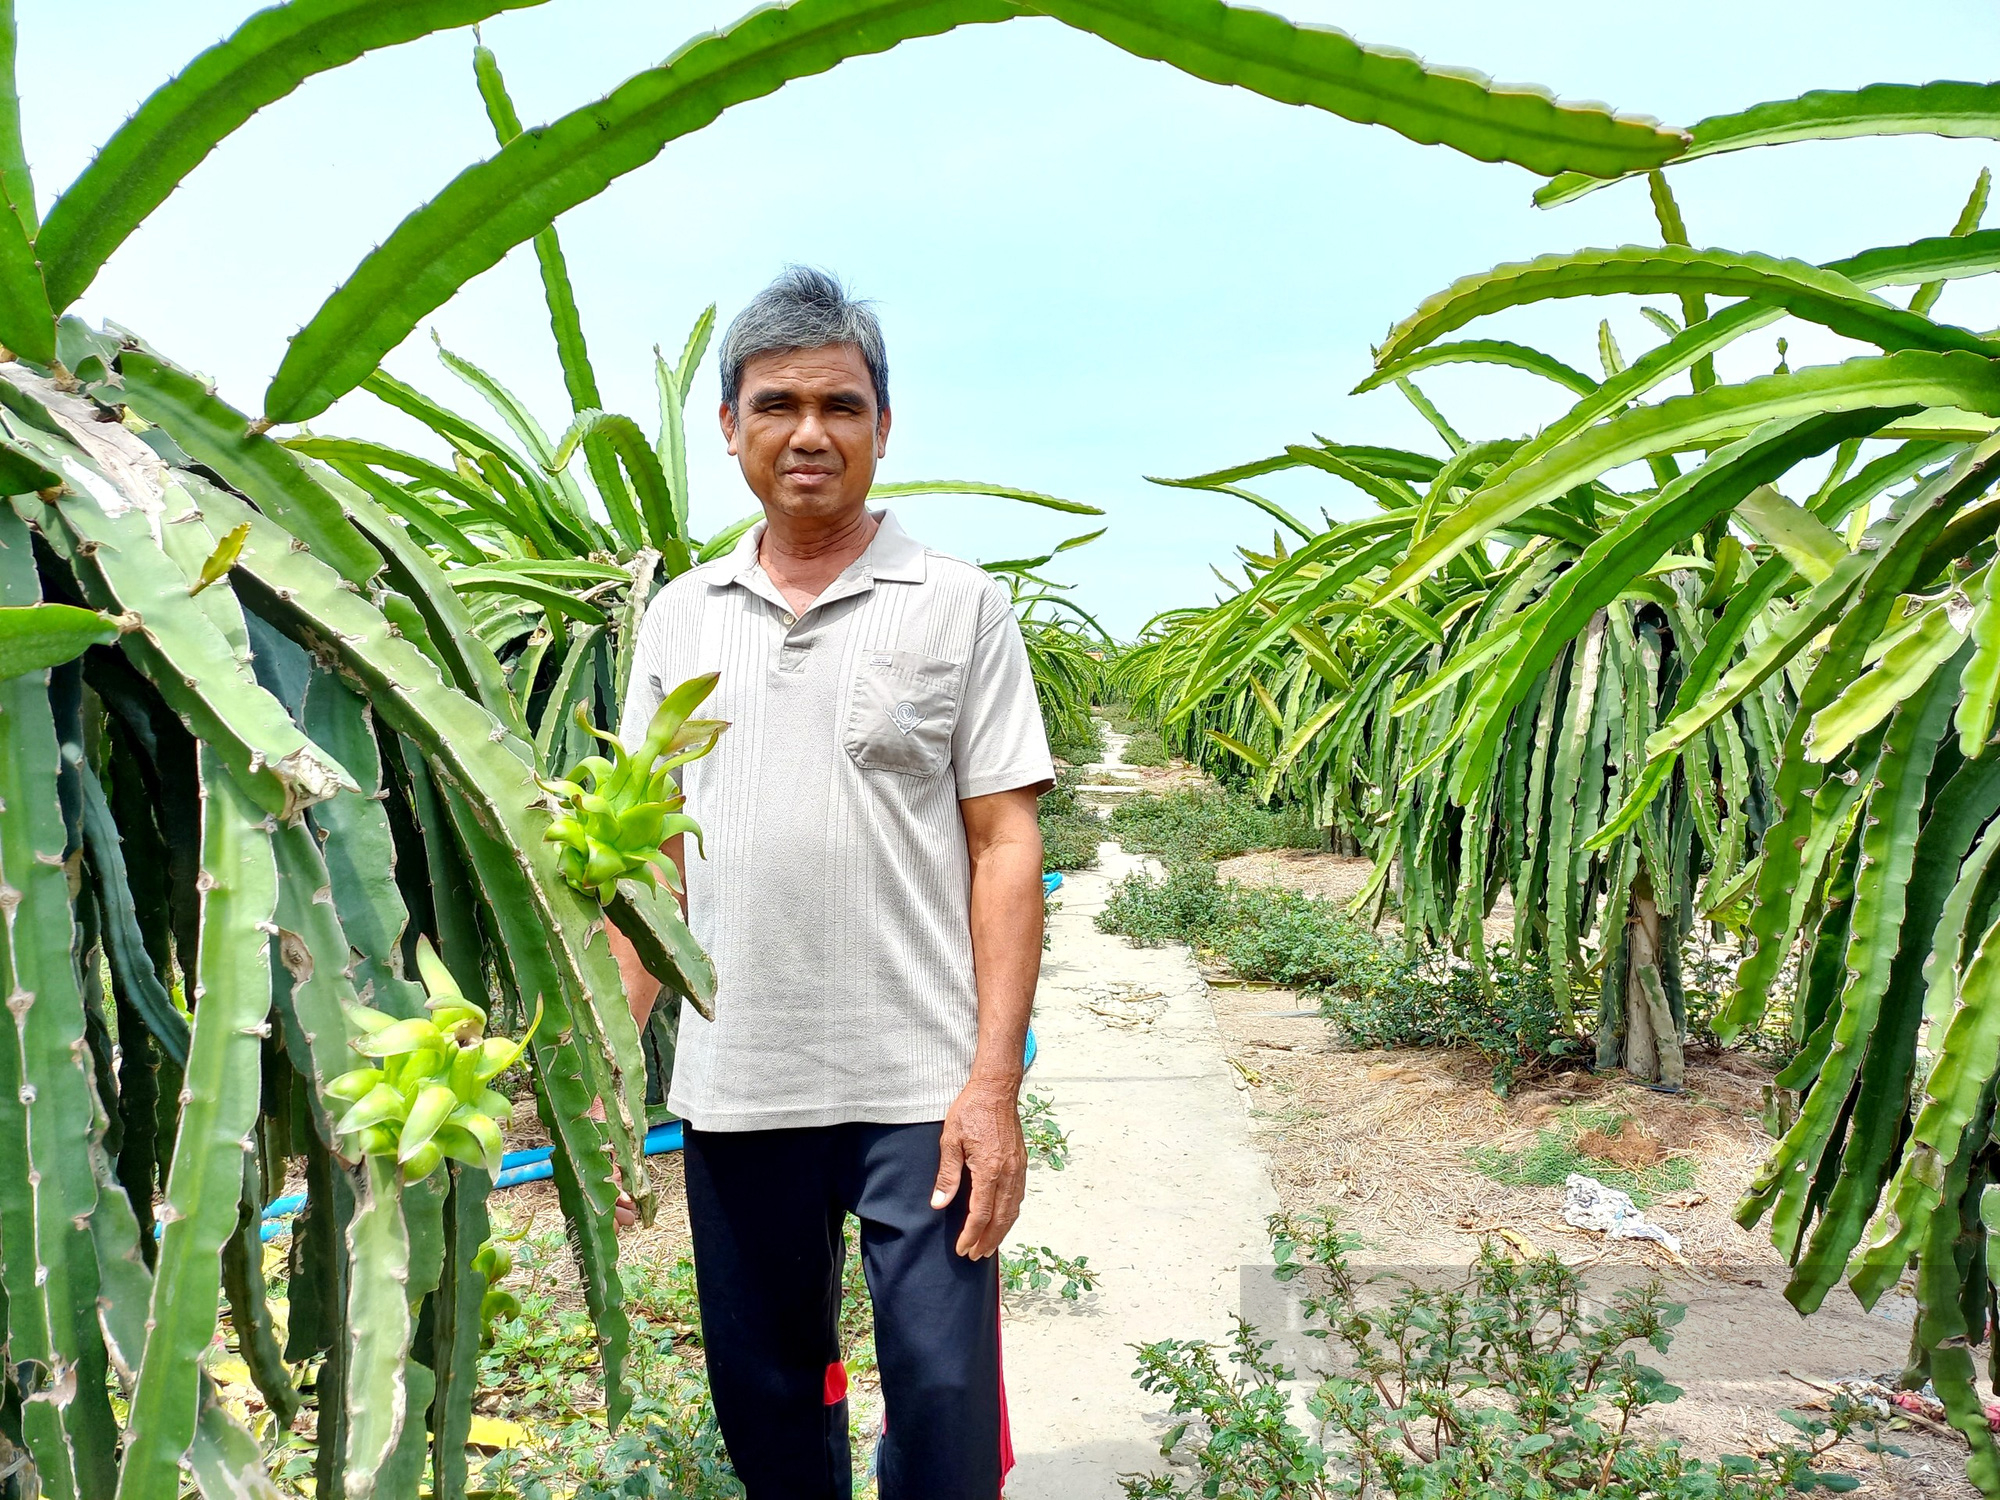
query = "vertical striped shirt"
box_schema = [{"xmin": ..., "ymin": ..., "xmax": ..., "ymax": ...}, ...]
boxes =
[{"xmin": 620, "ymin": 511, "xmax": 1054, "ymax": 1131}]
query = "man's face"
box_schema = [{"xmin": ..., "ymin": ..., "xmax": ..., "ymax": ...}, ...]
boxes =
[{"xmin": 721, "ymin": 343, "xmax": 890, "ymax": 523}]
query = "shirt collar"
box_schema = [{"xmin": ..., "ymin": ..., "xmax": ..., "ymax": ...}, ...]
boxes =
[
  {"xmin": 864, "ymin": 511, "xmax": 927, "ymax": 583},
  {"xmin": 701, "ymin": 508, "xmax": 927, "ymax": 592}
]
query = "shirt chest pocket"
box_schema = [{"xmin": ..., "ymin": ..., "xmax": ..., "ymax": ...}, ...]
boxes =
[{"xmin": 843, "ymin": 649, "xmax": 961, "ymax": 776}]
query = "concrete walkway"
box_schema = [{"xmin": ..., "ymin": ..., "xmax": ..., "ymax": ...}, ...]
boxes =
[{"xmin": 1000, "ymin": 743, "xmax": 1280, "ymax": 1496}]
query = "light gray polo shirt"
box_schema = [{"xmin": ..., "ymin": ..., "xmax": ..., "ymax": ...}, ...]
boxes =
[{"xmin": 619, "ymin": 511, "xmax": 1055, "ymax": 1131}]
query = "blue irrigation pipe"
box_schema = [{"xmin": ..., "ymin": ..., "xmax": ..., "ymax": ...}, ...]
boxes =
[{"xmin": 489, "ymin": 1120, "xmax": 684, "ymax": 1193}]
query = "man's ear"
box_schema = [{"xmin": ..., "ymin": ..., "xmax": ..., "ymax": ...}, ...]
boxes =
[
  {"xmin": 719, "ymin": 399, "xmax": 739, "ymax": 456},
  {"xmin": 876, "ymin": 405, "xmax": 892, "ymax": 459}
]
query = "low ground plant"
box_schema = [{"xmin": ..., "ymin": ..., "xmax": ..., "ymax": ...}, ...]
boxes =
[
  {"xmin": 1048, "ymin": 712, "xmax": 1108, "ymax": 767},
  {"xmin": 1213, "ymin": 889, "xmax": 1403, "ymax": 993},
  {"xmin": 477, "ymin": 1236, "xmax": 739, "ymax": 1499},
  {"xmin": 1099, "ymin": 865, "xmax": 1579, "ymax": 1088},
  {"xmin": 1321, "ymin": 945, "xmax": 1584, "ymax": 1093},
  {"xmin": 1096, "ymin": 860, "xmax": 1231, "ymax": 946},
  {"xmin": 1120, "ymin": 728, "xmax": 1171, "ymax": 766},
  {"xmin": 472, "ymin": 1225, "xmax": 865, "ymax": 1497},
  {"xmin": 471, "ymin": 1213, "xmax": 1101, "ymax": 1494},
  {"xmin": 1107, "ymin": 786, "xmax": 1322, "ymax": 864},
  {"xmin": 1124, "ymin": 1213, "xmax": 1887, "ymax": 1499},
  {"xmin": 1001, "ymin": 1245, "xmax": 1100, "ymax": 1303},
  {"xmin": 1021, "ymin": 1092, "xmax": 1072, "ymax": 1170},
  {"xmin": 1041, "ymin": 770, "xmax": 1104, "ymax": 872},
  {"xmin": 1097, "ymin": 700, "xmax": 1151, "ymax": 736},
  {"xmin": 1676, "ymin": 939, "xmax": 1797, "ymax": 1065},
  {"xmin": 1466, "ymin": 1107, "xmax": 1697, "ymax": 1206},
  {"xmin": 487, "ymin": 1356, "xmax": 742, "ymax": 1500}
]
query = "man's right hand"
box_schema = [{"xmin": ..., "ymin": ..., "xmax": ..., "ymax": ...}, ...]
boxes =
[
  {"xmin": 585, "ymin": 1095, "xmax": 643, "ymax": 1229},
  {"xmin": 932, "ymin": 1071, "xmax": 1028, "ymax": 1259}
]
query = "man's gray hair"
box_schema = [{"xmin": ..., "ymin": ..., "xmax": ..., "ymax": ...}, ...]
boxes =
[{"xmin": 719, "ymin": 266, "xmax": 889, "ymax": 415}]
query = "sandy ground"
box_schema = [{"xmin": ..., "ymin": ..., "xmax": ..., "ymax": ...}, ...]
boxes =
[
  {"xmin": 1216, "ymin": 847, "xmax": 1380, "ymax": 905},
  {"xmin": 1133, "ymin": 760, "xmax": 1208, "ymax": 792}
]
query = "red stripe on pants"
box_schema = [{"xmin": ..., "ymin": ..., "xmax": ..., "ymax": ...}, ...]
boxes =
[{"xmin": 997, "ymin": 1304, "xmax": 1014, "ymax": 1489}]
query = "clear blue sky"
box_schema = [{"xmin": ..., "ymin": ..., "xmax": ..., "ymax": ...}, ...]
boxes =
[{"xmin": 20, "ymin": 2, "xmax": 2000, "ymax": 636}]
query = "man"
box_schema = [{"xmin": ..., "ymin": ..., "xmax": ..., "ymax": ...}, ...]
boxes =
[{"xmin": 608, "ymin": 266, "xmax": 1052, "ymax": 1499}]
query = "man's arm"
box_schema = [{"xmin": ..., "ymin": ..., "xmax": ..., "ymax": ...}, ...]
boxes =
[
  {"xmin": 931, "ymin": 786, "xmax": 1044, "ymax": 1259},
  {"xmin": 605, "ymin": 832, "xmax": 687, "ymax": 1034},
  {"xmin": 601, "ymin": 832, "xmax": 684, "ymax": 1228}
]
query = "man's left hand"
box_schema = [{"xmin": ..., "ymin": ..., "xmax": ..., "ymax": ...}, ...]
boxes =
[{"xmin": 931, "ymin": 1073, "xmax": 1027, "ymax": 1259}]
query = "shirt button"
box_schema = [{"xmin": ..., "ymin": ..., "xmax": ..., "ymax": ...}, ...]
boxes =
[{"xmin": 780, "ymin": 612, "xmax": 796, "ymax": 627}]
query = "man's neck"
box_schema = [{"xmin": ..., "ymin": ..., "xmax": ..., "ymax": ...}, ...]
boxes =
[{"xmin": 758, "ymin": 505, "xmax": 878, "ymax": 616}]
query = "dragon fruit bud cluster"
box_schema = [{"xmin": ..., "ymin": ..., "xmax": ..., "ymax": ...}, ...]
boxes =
[
  {"xmin": 321, "ymin": 937, "xmax": 535, "ymax": 1183},
  {"xmin": 541, "ymin": 670, "xmax": 727, "ymax": 903}
]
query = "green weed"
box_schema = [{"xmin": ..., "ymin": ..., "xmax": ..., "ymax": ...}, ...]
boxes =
[
  {"xmin": 836, "ymin": 1219, "xmax": 880, "ymax": 1380},
  {"xmin": 1097, "ymin": 861, "xmax": 1229, "ymax": 947},
  {"xmin": 1107, "ymin": 786, "xmax": 1320, "ymax": 864},
  {"xmin": 484, "ymin": 1355, "xmax": 742, "ymax": 1500},
  {"xmin": 1001, "ymin": 1245, "xmax": 1099, "ymax": 1302},
  {"xmin": 1465, "ymin": 1108, "xmax": 1696, "ymax": 1207},
  {"xmin": 1120, "ymin": 728, "xmax": 1170, "ymax": 766},
  {"xmin": 1048, "ymin": 712, "xmax": 1107, "ymax": 766},
  {"xmin": 1211, "ymin": 889, "xmax": 1396, "ymax": 992},
  {"xmin": 475, "ymin": 1220, "xmax": 888, "ymax": 1498},
  {"xmin": 1124, "ymin": 1212, "xmax": 1892, "ymax": 1499},
  {"xmin": 1319, "ymin": 946, "xmax": 1582, "ymax": 1093},
  {"xmin": 476, "ymin": 1233, "xmax": 738, "ymax": 1499},
  {"xmin": 1040, "ymin": 770, "xmax": 1103, "ymax": 872},
  {"xmin": 1020, "ymin": 1092, "xmax": 1070, "ymax": 1171},
  {"xmin": 624, "ymin": 1252, "xmax": 704, "ymax": 1338},
  {"xmin": 1041, "ymin": 814, "xmax": 1104, "ymax": 872},
  {"xmin": 1097, "ymin": 701, "xmax": 1150, "ymax": 736},
  {"xmin": 1097, "ymin": 865, "xmax": 1583, "ymax": 1090}
]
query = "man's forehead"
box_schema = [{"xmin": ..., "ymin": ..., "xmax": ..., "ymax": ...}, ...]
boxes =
[{"xmin": 741, "ymin": 343, "xmax": 872, "ymax": 391}]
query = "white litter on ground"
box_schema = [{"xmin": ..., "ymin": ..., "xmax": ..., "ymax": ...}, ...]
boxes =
[{"xmin": 1562, "ymin": 1173, "xmax": 1683, "ymax": 1253}]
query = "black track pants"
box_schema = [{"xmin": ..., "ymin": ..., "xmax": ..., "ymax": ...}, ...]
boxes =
[{"xmin": 681, "ymin": 1121, "xmax": 1008, "ymax": 1500}]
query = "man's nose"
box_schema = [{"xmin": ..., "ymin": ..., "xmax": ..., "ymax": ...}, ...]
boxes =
[{"xmin": 790, "ymin": 406, "xmax": 831, "ymax": 451}]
